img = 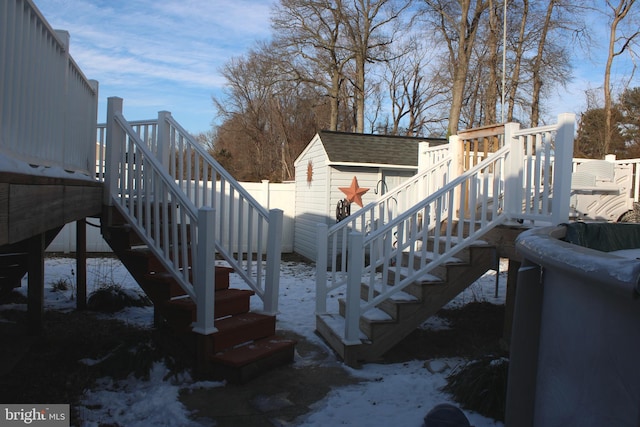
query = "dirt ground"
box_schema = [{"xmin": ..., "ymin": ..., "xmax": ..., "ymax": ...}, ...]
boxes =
[{"xmin": 0, "ymin": 291, "xmax": 505, "ymax": 427}]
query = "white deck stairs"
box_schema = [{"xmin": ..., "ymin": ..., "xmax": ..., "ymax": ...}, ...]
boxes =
[
  {"xmin": 315, "ymin": 115, "xmax": 576, "ymax": 367},
  {"xmin": 318, "ymin": 229, "xmax": 497, "ymax": 366}
]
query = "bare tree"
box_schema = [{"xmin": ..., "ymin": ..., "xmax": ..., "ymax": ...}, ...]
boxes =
[
  {"xmin": 484, "ymin": 0, "xmax": 500, "ymax": 124},
  {"xmin": 506, "ymin": 0, "xmax": 529, "ymax": 122},
  {"xmin": 424, "ymin": 0, "xmax": 489, "ymax": 135},
  {"xmin": 272, "ymin": 0, "xmax": 352, "ymax": 131},
  {"xmin": 603, "ymin": 0, "xmax": 639, "ymax": 155},
  {"xmin": 212, "ymin": 43, "xmax": 323, "ymax": 181},
  {"xmin": 384, "ymin": 39, "xmax": 449, "ymax": 135},
  {"xmin": 529, "ymin": 0, "xmax": 558, "ymax": 126},
  {"xmin": 337, "ymin": 0, "xmax": 413, "ymax": 133}
]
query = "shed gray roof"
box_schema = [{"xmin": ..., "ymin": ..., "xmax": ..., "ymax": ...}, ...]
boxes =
[{"xmin": 319, "ymin": 130, "xmax": 446, "ymax": 167}]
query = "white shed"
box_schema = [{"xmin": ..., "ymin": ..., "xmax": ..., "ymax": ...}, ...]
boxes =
[{"xmin": 293, "ymin": 130, "xmax": 446, "ymax": 261}]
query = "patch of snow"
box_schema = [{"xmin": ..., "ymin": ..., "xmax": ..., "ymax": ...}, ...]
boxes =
[
  {"xmin": 362, "ymin": 307, "xmax": 392, "ymax": 321},
  {"xmin": 610, "ymin": 248, "xmax": 640, "ymax": 259},
  {"xmin": 2, "ymin": 255, "xmax": 507, "ymax": 427},
  {"xmin": 420, "ymin": 315, "xmax": 452, "ymax": 331},
  {"xmin": 0, "ymin": 153, "xmax": 95, "ymax": 182},
  {"xmin": 78, "ymin": 363, "xmax": 216, "ymax": 427}
]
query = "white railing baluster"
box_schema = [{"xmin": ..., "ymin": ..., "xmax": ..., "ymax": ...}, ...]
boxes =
[
  {"xmin": 345, "ymin": 232, "xmax": 363, "ymax": 344},
  {"xmin": 316, "ymin": 224, "xmax": 328, "ymax": 314}
]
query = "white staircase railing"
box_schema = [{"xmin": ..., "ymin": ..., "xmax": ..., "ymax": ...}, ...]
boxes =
[
  {"xmin": 103, "ymin": 97, "xmax": 283, "ymax": 334},
  {"xmin": 316, "ymin": 114, "xmax": 575, "ymax": 344},
  {"xmin": 315, "ymin": 149, "xmax": 453, "ymax": 313}
]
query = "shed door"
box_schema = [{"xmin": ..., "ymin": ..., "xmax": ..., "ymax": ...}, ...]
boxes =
[{"xmin": 381, "ymin": 170, "xmax": 416, "ymax": 194}]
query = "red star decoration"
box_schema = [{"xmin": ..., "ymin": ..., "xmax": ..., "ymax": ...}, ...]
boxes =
[{"xmin": 339, "ymin": 176, "xmax": 369, "ymax": 208}]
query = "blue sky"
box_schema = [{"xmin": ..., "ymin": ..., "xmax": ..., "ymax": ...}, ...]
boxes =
[
  {"xmin": 34, "ymin": 0, "xmax": 276, "ymax": 134},
  {"xmin": 34, "ymin": 0, "xmax": 638, "ymax": 135}
]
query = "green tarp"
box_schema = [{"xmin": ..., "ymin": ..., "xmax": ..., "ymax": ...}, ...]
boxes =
[{"xmin": 562, "ymin": 222, "xmax": 640, "ymax": 252}]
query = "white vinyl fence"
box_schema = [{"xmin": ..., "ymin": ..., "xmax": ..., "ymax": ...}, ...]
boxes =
[
  {"xmin": 48, "ymin": 181, "xmax": 295, "ymax": 253},
  {"xmin": 1, "ymin": 0, "xmax": 98, "ymax": 175}
]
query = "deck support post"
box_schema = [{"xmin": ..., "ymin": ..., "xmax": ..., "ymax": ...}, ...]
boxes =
[
  {"xmin": 27, "ymin": 233, "xmax": 45, "ymax": 335},
  {"xmin": 76, "ymin": 219, "xmax": 87, "ymax": 310},
  {"xmin": 315, "ymin": 223, "xmax": 328, "ymax": 314}
]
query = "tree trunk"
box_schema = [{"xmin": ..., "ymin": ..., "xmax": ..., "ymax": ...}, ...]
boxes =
[
  {"xmin": 508, "ymin": 0, "xmax": 529, "ymax": 122},
  {"xmin": 530, "ymin": 0, "xmax": 556, "ymax": 127},
  {"xmin": 447, "ymin": 0, "xmax": 488, "ymax": 135},
  {"xmin": 604, "ymin": 0, "xmax": 637, "ymax": 156},
  {"xmin": 355, "ymin": 52, "xmax": 366, "ymax": 133},
  {"xmin": 329, "ymin": 70, "xmax": 341, "ymax": 131},
  {"xmin": 484, "ymin": 0, "xmax": 499, "ymax": 125}
]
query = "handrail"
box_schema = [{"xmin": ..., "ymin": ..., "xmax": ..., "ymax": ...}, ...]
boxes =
[
  {"xmin": 317, "ymin": 114, "xmax": 575, "ymax": 344},
  {"xmin": 103, "ymin": 98, "xmax": 282, "ymax": 319},
  {"xmin": 159, "ymin": 113, "xmax": 281, "ymax": 309},
  {"xmin": 316, "ymin": 153, "xmax": 453, "ymax": 308},
  {"xmin": 110, "ymin": 112, "xmax": 199, "ymax": 299},
  {"xmin": 335, "ymin": 147, "xmax": 511, "ymax": 342}
]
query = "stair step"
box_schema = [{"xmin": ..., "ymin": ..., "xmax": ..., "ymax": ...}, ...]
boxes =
[
  {"xmin": 144, "ymin": 265, "xmax": 232, "ymax": 294},
  {"xmin": 208, "ymin": 313, "xmax": 276, "ymax": 353},
  {"xmin": 0, "ymin": 252, "xmax": 28, "ymax": 266},
  {"xmin": 211, "ymin": 335, "xmax": 295, "ymax": 367},
  {"xmin": 110, "ymin": 202, "xmax": 177, "ymax": 225},
  {"xmin": 358, "ymin": 283, "xmax": 422, "ymax": 320},
  {"xmin": 318, "ymin": 242, "xmax": 498, "ymax": 365},
  {"xmin": 210, "ymin": 336, "xmax": 296, "ymax": 383},
  {"xmin": 165, "ymin": 289, "xmax": 255, "ymax": 323},
  {"xmin": 101, "ymin": 205, "xmax": 295, "ymax": 381}
]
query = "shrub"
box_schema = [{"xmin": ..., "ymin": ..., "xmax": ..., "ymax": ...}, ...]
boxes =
[
  {"xmin": 442, "ymin": 356, "xmax": 509, "ymax": 421},
  {"xmin": 50, "ymin": 278, "xmax": 72, "ymax": 292},
  {"xmin": 87, "ymin": 284, "xmax": 151, "ymax": 313}
]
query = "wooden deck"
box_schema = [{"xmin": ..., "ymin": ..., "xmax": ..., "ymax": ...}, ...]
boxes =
[
  {"xmin": 0, "ymin": 171, "xmax": 103, "ymax": 333},
  {"xmin": 0, "ymin": 172, "xmax": 102, "ymax": 246}
]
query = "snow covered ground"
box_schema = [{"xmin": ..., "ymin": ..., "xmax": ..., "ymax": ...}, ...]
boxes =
[{"xmin": 5, "ymin": 256, "xmax": 507, "ymax": 427}]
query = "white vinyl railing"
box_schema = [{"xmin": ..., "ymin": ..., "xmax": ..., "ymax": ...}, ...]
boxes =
[
  {"xmin": 316, "ymin": 114, "xmax": 575, "ymax": 343},
  {"xmin": 103, "ymin": 97, "xmax": 283, "ymax": 333},
  {"xmin": 1, "ymin": 0, "xmax": 98, "ymax": 176},
  {"xmin": 315, "ymin": 149, "xmax": 453, "ymax": 311}
]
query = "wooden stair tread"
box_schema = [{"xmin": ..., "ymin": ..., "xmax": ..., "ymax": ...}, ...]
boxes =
[
  {"xmin": 143, "ymin": 269, "xmax": 231, "ymax": 291},
  {"xmin": 211, "ymin": 336, "xmax": 296, "ymax": 367},
  {"xmin": 167, "ymin": 289, "xmax": 255, "ymax": 308},
  {"xmin": 214, "ymin": 312, "xmax": 273, "ymax": 331}
]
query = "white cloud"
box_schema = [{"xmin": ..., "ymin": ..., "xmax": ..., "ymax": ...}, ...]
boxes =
[{"xmin": 33, "ymin": 0, "xmax": 275, "ymax": 132}]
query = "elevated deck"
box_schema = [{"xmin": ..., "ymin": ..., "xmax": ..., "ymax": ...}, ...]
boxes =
[{"xmin": 0, "ymin": 171, "xmax": 102, "ymax": 246}]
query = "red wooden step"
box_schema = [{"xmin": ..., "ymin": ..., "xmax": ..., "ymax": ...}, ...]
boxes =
[
  {"xmin": 164, "ymin": 289, "xmax": 255, "ymax": 325},
  {"xmin": 207, "ymin": 313, "xmax": 276, "ymax": 353},
  {"xmin": 143, "ymin": 265, "xmax": 233, "ymax": 294},
  {"xmin": 211, "ymin": 335, "xmax": 296, "ymax": 367},
  {"xmin": 210, "ymin": 336, "xmax": 296, "ymax": 383}
]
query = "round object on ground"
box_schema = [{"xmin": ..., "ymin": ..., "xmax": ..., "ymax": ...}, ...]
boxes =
[{"xmin": 423, "ymin": 403, "xmax": 471, "ymax": 427}]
